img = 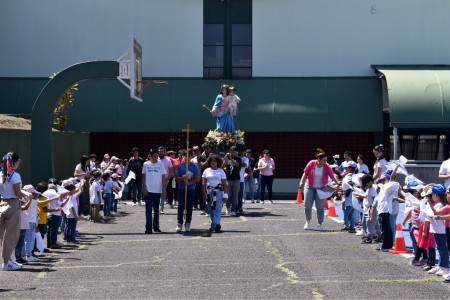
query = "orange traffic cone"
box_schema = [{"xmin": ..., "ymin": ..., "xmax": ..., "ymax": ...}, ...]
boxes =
[
  {"xmin": 324, "ymin": 198, "xmax": 329, "ymax": 209},
  {"xmin": 389, "ymin": 224, "xmax": 412, "ymax": 254},
  {"xmin": 295, "ymin": 188, "xmax": 303, "ymax": 204},
  {"xmin": 326, "ymin": 197, "xmax": 338, "ymax": 217}
]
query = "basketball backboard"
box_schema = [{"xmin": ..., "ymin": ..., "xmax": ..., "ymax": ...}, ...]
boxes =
[{"xmin": 117, "ymin": 35, "xmax": 143, "ymax": 102}]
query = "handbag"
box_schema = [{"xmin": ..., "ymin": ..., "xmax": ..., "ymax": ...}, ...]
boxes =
[{"xmin": 35, "ymin": 232, "xmax": 45, "ymax": 254}]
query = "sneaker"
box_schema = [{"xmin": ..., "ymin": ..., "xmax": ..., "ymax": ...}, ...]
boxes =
[
  {"xmin": 231, "ymin": 211, "xmax": 237, "ymax": 217},
  {"xmin": 304, "ymin": 221, "xmax": 309, "ymax": 230},
  {"xmin": 317, "ymin": 224, "xmax": 323, "ymax": 231},
  {"xmin": 176, "ymin": 224, "xmax": 182, "ymax": 232},
  {"xmin": 355, "ymin": 231, "xmax": 364, "ymax": 236},
  {"xmin": 251, "ymin": 200, "xmax": 255, "ymax": 204},
  {"xmin": 11, "ymin": 260, "xmax": 23, "ymax": 268},
  {"xmin": 225, "ymin": 208, "xmax": 230, "ymax": 216},
  {"xmin": 361, "ymin": 238, "xmax": 372, "ymax": 244},
  {"xmin": 145, "ymin": 229, "xmax": 152, "ymax": 234},
  {"xmin": 410, "ymin": 259, "xmax": 421, "ymax": 266},
  {"xmin": 170, "ymin": 204, "xmax": 174, "ymax": 209},
  {"xmin": 153, "ymin": 228, "xmax": 162, "ymax": 233},
  {"xmin": 419, "ymin": 259, "xmax": 428, "ymax": 266},
  {"xmin": 261, "ymin": 201, "xmax": 265, "ymax": 204},
  {"xmin": 214, "ymin": 224, "xmax": 222, "ymax": 233},
  {"xmin": 238, "ymin": 208, "xmax": 243, "ymax": 214},
  {"xmin": 132, "ymin": 203, "xmax": 137, "ymax": 207},
  {"xmin": 443, "ymin": 272, "xmax": 450, "ymax": 281},
  {"xmin": 428, "ymin": 266, "xmax": 441, "ymax": 274},
  {"xmin": 26, "ymin": 256, "xmax": 39, "ymax": 262},
  {"xmin": 256, "ymin": 200, "xmax": 260, "ymax": 203},
  {"xmin": 200, "ymin": 211, "xmax": 206, "ymax": 215},
  {"xmin": 270, "ymin": 200, "xmax": 274, "ymax": 204},
  {"xmin": 422, "ymin": 265, "xmax": 434, "ymax": 271},
  {"xmin": 436, "ymin": 267, "xmax": 449, "ymax": 276},
  {"xmin": 50, "ymin": 244, "xmax": 62, "ymax": 249},
  {"xmin": 185, "ymin": 223, "xmax": 191, "ymax": 232},
  {"xmin": 138, "ymin": 201, "xmax": 143, "ymax": 206},
  {"xmin": 205, "ymin": 213, "xmax": 210, "ymax": 217},
  {"xmin": 160, "ymin": 209, "xmax": 165, "ymax": 215},
  {"xmin": 16, "ymin": 257, "xmax": 28, "ymax": 264},
  {"xmin": 2, "ymin": 259, "xmax": 22, "ymax": 271}
]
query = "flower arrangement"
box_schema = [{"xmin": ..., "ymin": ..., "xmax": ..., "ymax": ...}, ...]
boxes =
[{"xmin": 203, "ymin": 130, "xmax": 246, "ymax": 150}]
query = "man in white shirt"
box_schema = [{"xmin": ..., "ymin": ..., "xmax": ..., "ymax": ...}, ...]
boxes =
[
  {"xmin": 237, "ymin": 149, "xmax": 249, "ymax": 214},
  {"xmin": 158, "ymin": 146, "xmax": 173, "ymax": 214},
  {"xmin": 142, "ymin": 148, "xmax": 167, "ymax": 234},
  {"xmin": 438, "ymin": 156, "xmax": 450, "ymax": 188}
]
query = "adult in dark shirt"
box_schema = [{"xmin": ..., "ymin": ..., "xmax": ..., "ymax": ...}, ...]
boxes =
[
  {"xmin": 197, "ymin": 144, "xmax": 212, "ymax": 214},
  {"xmin": 222, "ymin": 146, "xmax": 242, "ymax": 217},
  {"xmin": 128, "ymin": 147, "xmax": 144, "ymax": 206}
]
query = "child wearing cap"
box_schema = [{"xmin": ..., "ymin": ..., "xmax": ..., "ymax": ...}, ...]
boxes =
[
  {"xmin": 15, "ymin": 191, "xmax": 33, "ymax": 264},
  {"xmin": 62, "ymin": 179, "xmax": 82, "ymax": 244},
  {"xmin": 341, "ymin": 162, "xmax": 358, "ymax": 233},
  {"xmin": 425, "ymin": 184, "xmax": 450, "ymax": 276},
  {"xmin": 111, "ymin": 173, "xmax": 123, "ymax": 214},
  {"xmin": 89, "ymin": 171, "xmax": 103, "ymax": 222},
  {"xmin": 35, "ymin": 182, "xmax": 52, "ymax": 253},
  {"xmin": 102, "ymin": 173, "xmax": 113, "ymax": 217},
  {"xmin": 354, "ymin": 175, "xmax": 378, "ymax": 244},
  {"xmin": 45, "ymin": 185, "xmax": 71, "ymax": 249},
  {"xmin": 22, "ymin": 185, "xmax": 41, "ymax": 262}
]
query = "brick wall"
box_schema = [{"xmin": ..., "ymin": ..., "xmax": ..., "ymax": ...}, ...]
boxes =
[{"xmin": 90, "ymin": 132, "xmax": 376, "ymax": 178}]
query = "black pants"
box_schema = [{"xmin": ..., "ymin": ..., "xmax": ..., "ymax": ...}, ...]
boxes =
[
  {"xmin": 130, "ymin": 178, "xmax": 143, "ymax": 203},
  {"xmin": 378, "ymin": 212, "xmax": 393, "ymax": 250},
  {"xmin": 260, "ymin": 175, "xmax": 274, "ymax": 202},
  {"xmin": 194, "ymin": 182, "xmax": 205, "ymax": 210},
  {"xmin": 166, "ymin": 177, "xmax": 175, "ymax": 205}
]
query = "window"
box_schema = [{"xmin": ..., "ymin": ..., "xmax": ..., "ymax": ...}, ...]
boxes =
[
  {"xmin": 203, "ymin": 0, "xmax": 252, "ymax": 80},
  {"xmin": 203, "ymin": 24, "xmax": 224, "ymax": 79},
  {"xmin": 390, "ymin": 134, "xmax": 446, "ymax": 161}
]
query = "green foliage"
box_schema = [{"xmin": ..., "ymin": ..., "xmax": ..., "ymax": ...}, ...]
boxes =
[{"xmin": 50, "ymin": 73, "xmax": 78, "ymax": 131}]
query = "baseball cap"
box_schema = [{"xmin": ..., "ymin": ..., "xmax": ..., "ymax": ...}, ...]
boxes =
[
  {"xmin": 22, "ymin": 184, "xmax": 41, "ymax": 195},
  {"xmin": 343, "ymin": 161, "xmax": 357, "ymax": 168},
  {"xmin": 432, "ymin": 184, "xmax": 446, "ymax": 195},
  {"xmin": 111, "ymin": 173, "xmax": 121, "ymax": 179}
]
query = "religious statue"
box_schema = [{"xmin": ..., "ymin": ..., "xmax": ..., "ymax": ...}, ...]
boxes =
[{"xmin": 203, "ymin": 84, "xmax": 240, "ymax": 133}]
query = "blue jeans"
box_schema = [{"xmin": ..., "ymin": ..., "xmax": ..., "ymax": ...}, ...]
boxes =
[
  {"xmin": 344, "ymin": 206, "xmax": 354, "ymax": 229},
  {"xmin": 409, "ymin": 223, "xmax": 418, "ymax": 255},
  {"xmin": 24, "ymin": 222, "xmax": 36, "ymax": 257},
  {"xmin": 434, "ymin": 233, "xmax": 449, "ymax": 268},
  {"xmin": 207, "ymin": 189, "xmax": 223, "ymax": 228},
  {"xmin": 104, "ymin": 193, "xmax": 112, "ymax": 216},
  {"xmin": 255, "ymin": 174, "xmax": 261, "ymax": 200},
  {"xmin": 64, "ymin": 218, "xmax": 77, "ymax": 242},
  {"xmin": 111, "ymin": 197, "xmax": 118, "ymax": 212},
  {"xmin": 378, "ymin": 213, "xmax": 393, "ymax": 250},
  {"xmin": 145, "ymin": 192, "xmax": 161, "ymax": 231},
  {"xmin": 177, "ymin": 189, "xmax": 195, "ymax": 225},
  {"xmin": 245, "ymin": 176, "xmax": 255, "ymax": 200},
  {"xmin": 304, "ymin": 185, "xmax": 325, "ymax": 224},
  {"xmin": 15, "ymin": 229, "xmax": 26, "ymax": 259},
  {"xmin": 47, "ymin": 215, "xmax": 61, "ymax": 247}
]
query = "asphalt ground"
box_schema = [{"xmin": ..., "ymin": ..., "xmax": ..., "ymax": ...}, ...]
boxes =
[{"xmin": 1, "ymin": 200, "xmax": 450, "ymax": 299}]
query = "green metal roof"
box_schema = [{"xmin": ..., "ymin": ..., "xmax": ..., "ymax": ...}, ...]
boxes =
[{"xmin": 373, "ymin": 66, "xmax": 450, "ymax": 128}]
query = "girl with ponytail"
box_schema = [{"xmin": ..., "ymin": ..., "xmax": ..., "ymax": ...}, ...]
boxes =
[{"xmin": 0, "ymin": 152, "xmax": 26, "ymax": 271}]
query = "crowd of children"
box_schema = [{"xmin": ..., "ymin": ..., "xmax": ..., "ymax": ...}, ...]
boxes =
[{"xmin": 330, "ymin": 148, "xmax": 450, "ymax": 283}]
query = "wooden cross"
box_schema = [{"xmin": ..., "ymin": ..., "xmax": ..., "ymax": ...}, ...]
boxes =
[{"xmin": 181, "ymin": 124, "xmax": 195, "ymax": 219}]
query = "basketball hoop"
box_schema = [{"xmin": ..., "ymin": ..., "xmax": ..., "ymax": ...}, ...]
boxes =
[
  {"xmin": 117, "ymin": 36, "xmax": 168, "ymax": 102},
  {"xmin": 136, "ymin": 80, "xmax": 168, "ymax": 95}
]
